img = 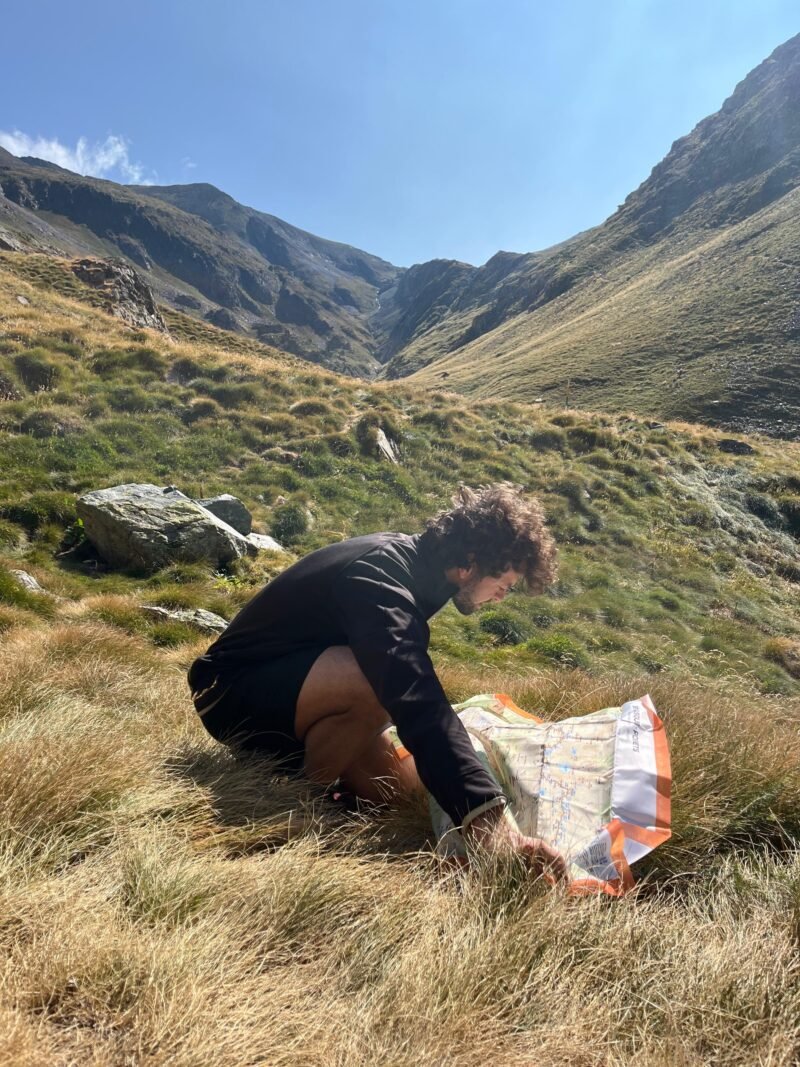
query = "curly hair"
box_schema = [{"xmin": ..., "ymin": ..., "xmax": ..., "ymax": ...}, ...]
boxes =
[{"xmin": 421, "ymin": 483, "xmax": 558, "ymax": 593}]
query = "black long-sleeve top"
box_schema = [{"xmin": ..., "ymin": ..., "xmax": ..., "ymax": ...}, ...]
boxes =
[{"xmin": 192, "ymin": 531, "xmax": 505, "ymax": 828}]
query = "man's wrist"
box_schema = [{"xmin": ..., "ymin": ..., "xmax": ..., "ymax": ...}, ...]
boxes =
[{"xmin": 461, "ymin": 798, "xmax": 506, "ymax": 841}]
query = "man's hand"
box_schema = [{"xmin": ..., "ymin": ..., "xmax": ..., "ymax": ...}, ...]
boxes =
[{"xmin": 463, "ymin": 806, "xmax": 568, "ymax": 882}]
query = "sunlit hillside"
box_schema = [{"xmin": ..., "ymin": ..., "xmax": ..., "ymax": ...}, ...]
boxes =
[{"xmin": 1, "ymin": 251, "xmax": 800, "ymax": 1064}]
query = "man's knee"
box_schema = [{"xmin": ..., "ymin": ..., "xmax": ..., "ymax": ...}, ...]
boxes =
[{"xmin": 295, "ymin": 646, "xmax": 386, "ymax": 740}]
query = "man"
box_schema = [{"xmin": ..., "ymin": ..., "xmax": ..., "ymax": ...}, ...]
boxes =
[{"xmin": 188, "ymin": 483, "xmax": 564, "ymax": 875}]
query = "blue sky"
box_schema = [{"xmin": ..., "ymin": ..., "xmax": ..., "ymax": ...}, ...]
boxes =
[{"xmin": 2, "ymin": 1, "xmax": 798, "ymax": 267}]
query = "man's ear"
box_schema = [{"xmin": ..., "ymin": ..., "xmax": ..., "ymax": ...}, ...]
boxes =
[{"xmin": 457, "ymin": 561, "xmax": 477, "ymax": 581}]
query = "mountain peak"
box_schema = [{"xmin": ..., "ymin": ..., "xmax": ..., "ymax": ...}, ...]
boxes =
[{"xmin": 617, "ymin": 32, "xmax": 800, "ymax": 238}]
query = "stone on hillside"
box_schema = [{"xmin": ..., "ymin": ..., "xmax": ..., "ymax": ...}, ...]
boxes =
[
  {"xmin": 718, "ymin": 438, "xmax": 756, "ymax": 455},
  {"xmin": 375, "ymin": 427, "xmax": 400, "ymax": 464},
  {"xmin": 142, "ymin": 605, "xmax": 228, "ymax": 634},
  {"xmin": 247, "ymin": 532, "xmax": 284, "ymax": 553},
  {"xmin": 16, "ymin": 294, "xmax": 29, "ymax": 306},
  {"xmin": 70, "ymin": 258, "xmax": 167, "ymax": 332},
  {"xmin": 11, "ymin": 569, "xmax": 48, "ymax": 594},
  {"xmin": 76, "ymin": 483, "xmax": 254, "ymax": 573},
  {"xmin": 263, "ymin": 447, "xmax": 300, "ymax": 464},
  {"xmin": 0, "ymin": 233, "xmax": 26, "ymax": 251},
  {"xmin": 198, "ymin": 494, "xmax": 252, "ymax": 535}
]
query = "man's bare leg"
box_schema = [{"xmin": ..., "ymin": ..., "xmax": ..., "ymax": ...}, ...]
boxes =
[{"xmin": 295, "ymin": 646, "xmax": 422, "ymax": 803}]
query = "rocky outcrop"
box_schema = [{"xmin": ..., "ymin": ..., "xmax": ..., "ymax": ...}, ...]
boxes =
[
  {"xmin": 70, "ymin": 258, "xmax": 167, "ymax": 332},
  {"xmin": 76, "ymin": 484, "xmax": 276, "ymax": 572}
]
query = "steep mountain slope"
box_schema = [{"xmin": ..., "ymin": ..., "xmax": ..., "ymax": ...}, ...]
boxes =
[
  {"xmin": 382, "ymin": 34, "xmax": 800, "ymax": 438},
  {"xmin": 0, "ymin": 147, "xmax": 399, "ymax": 375}
]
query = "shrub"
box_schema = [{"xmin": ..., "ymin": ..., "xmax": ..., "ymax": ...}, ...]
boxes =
[
  {"xmin": 566, "ymin": 425, "xmax": 618, "ymax": 453},
  {"xmin": 526, "ymin": 631, "xmax": 589, "ymax": 667},
  {"xmin": 20, "ymin": 409, "xmax": 84, "ymax": 438},
  {"xmin": 478, "ymin": 608, "xmax": 532, "ymax": 645},
  {"xmin": 270, "ymin": 502, "xmax": 312, "ymax": 543},
  {"xmin": 527, "ymin": 427, "xmax": 567, "ymax": 451},
  {"xmin": 554, "ymin": 474, "xmax": 590, "ymax": 512},
  {"xmin": 584, "ymin": 449, "xmax": 615, "ymax": 470},
  {"xmin": 206, "ymin": 381, "xmax": 263, "ymax": 407},
  {"xmin": 763, "ymin": 638, "xmax": 800, "ymax": 679},
  {"xmin": 778, "ymin": 495, "xmax": 800, "ymax": 537},
  {"xmin": 1, "ymin": 491, "xmax": 77, "ymax": 532},
  {"xmin": 106, "ymin": 385, "xmax": 160, "ymax": 413},
  {"xmin": 172, "ymin": 356, "xmax": 227, "ymax": 383},
  {"xmin": 322, "ymin": 433, "xmax": 354, "ymax": 457},
  {"xmin": 744, "ymin": 492, "xmax": 783, "ymax": 528},
  {"xmin": 14, "ymin": 350, "xmax": 62, "ymax": 391},
  {"xmin": 91, "ymin": 346, "xmax": 166, "ymax": 377},
  {"xmin": 183, "ymin": 397, "xmax": 223, "ymax": 423},
  {"xmin": 289, "ymin": 399, "xmax": 335, "ymax": 418},
  {"xmin": 148, "ymin": 620, "xmax": 198, "ymax": 647},
  {"xmin": 0, "ymin": 519, "xmax": 21, "ymax": 547}
]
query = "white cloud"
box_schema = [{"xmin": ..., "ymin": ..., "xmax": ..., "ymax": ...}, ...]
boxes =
[
  {"xmin": 181, "ymin": 156, "xmax": 197, "ymax": 170},
  {"xmin": 0, "ymin": 129, "xmax": 156, "ymax": 185}
]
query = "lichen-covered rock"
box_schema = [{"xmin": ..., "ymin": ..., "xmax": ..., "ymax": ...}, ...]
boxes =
[
  {"xmin": 76, "ymin": 483, "xmax": 254, "ymax": 572},
  {"xmin": 142, "ymin": 605, "xmax": 228, "ymax": 634},
  {"xmin": 375, "ymin": 428, "xmax": 400, "ymax": 464},
  {"xmin": 11, "ymin": 570, "xmax": 48, "ymax": 594},
  {"xmin": 197, "ymin": 494, "xmax": 252, "ymax": 535},
  {"xmin": 247, "ymin": 532, "xmax": 284, "ymax": 552}
]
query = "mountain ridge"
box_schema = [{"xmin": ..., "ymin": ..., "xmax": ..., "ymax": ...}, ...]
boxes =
[
  {"xmin": 2, "ymin": 33, "xmax": 800, "ymax": 434},
  {"xmin": 0, "ymin": 147, "xmax": 400, "ymax": 375}
]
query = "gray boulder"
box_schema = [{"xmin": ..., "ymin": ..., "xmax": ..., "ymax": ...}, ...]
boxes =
[
  {"xmin": 375, "ymin": 428, "xmax": 400, "ymax": 464},
  {"xmin": 11, "ymin": 570, "xmax": 49, "ymax": 595},
  {"xmin": 197, "ymin": 494, "xmax": 252, "ymax": 535},
  {"xmin": 77, "ymin": 483, "xmax": 255, "ymax": 572},
  {"xmin": 247, "ymin": 532, "xmax": 284, "ymax": 552},
  {"xmin": 142, "ymin": 605, "xmax": 228, "ymax": 634}
]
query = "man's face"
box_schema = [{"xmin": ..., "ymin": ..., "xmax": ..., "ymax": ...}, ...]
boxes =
[{"xmin": 451, "ymin": 566, "xmax": 523, "ymax": 616}]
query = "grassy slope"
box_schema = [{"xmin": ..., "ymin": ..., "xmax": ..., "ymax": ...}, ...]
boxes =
[
  {"xmin": 2, "ymin": 252, "xmax": 800, "ymax": 1064},
  {"xmin": 393, "ymin": 184, "xmax": 800, "ymax": 438}
]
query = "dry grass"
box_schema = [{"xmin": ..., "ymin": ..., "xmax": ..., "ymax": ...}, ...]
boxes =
[
  {"xmin": 2, "ymin": 251, "xmax": 800, "ymax": 1061},
  {"xmin": 0, "ymin": 617, "xmax": 799, "ymax": 1065}
]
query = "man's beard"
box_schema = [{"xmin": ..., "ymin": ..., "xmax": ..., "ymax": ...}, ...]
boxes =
[{"xmin": 452, "ymin": 578, "xmax": 481, "ymax": 616}]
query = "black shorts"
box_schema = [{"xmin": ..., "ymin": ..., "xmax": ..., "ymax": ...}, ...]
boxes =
[{"xmin": 188, "ymin": 646, "xmax": 327, "ymax": 771}]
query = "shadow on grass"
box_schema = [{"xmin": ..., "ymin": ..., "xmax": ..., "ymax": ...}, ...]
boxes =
[{"xmin": 164, "ymin": 742, "xmax": 433, "ymax": 861}]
